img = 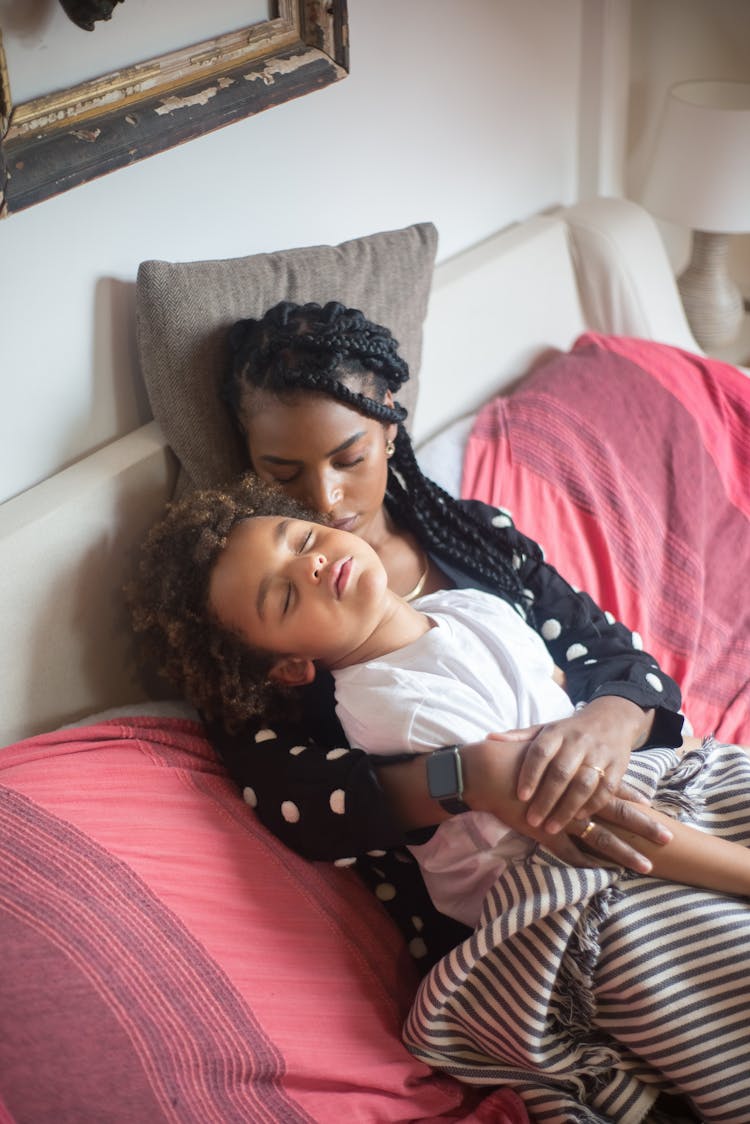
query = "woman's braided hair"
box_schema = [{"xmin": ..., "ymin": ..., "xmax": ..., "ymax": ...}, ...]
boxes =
[
  {"xmin": 223, "ymin": 300, "xmax": 536, "ymax": 611},
  {"xmin": 127, "ymin": 474, "xmax": 323, "ymax": 729}
]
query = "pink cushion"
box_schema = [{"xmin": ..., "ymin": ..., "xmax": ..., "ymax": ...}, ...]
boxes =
[
  {"xmin": 462, "ymin": 333, "xmax": 750, "ymax": 745},
  {"xmin": 1, "ymin": 718, "xmax": 497, "ymax": 1122}
]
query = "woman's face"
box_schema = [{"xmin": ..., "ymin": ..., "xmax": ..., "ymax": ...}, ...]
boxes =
[{"xmin": 241, "ymin": 389, "xmax": 397, "ymax": 544}]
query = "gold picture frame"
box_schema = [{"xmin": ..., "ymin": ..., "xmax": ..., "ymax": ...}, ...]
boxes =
[{"xmin": 0, "ymin": 0, "xmax": 348, "ymax": 218}]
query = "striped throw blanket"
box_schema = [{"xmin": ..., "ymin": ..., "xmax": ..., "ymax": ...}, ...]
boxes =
[{"xmin": 404, "ymin": 739, "xmax": 750, "ymax": 1122}]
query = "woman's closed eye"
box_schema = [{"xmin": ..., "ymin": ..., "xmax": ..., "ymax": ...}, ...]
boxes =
[
  {"xmin": 332, "ymin": 455, "xmax": 364, "ymax": 471},
  {"xmin": 297, "ymin": 529, "xmax": 313, "ymax": 553},
  {"xmin": 269, "ymin": 455, "xmax": 364, "ymax": 487}
]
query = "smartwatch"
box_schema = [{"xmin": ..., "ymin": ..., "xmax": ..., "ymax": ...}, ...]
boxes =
[{"xmin": 426, "ymin": 746, "xmax": 470, "ymax": 815}]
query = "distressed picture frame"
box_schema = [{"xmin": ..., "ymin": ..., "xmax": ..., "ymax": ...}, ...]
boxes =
[{"xmin": 0, "ymin": 0, "xmax": 348, "ymax": 218}]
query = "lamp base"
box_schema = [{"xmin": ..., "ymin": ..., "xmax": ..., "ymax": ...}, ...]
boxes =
[{"xmin": 678, "ymin": 231, "xmax": 745, "ymax": 352}]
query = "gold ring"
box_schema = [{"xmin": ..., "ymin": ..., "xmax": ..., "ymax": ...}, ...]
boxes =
[
  {"xmin": 579, "ymin": 820, "xmax": 597, "ymax": 841},
  {"xmin": 588, "ymin": 764, "xmax": 607, "ymax": 780}
]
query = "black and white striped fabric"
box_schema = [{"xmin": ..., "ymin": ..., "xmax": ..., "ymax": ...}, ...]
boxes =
[{"xmin": 404, "ymin": 739, "xmax": 750, "ymax": 1122}]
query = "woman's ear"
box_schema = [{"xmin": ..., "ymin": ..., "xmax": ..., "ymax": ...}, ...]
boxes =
[
  {"xmin": 268, "ymin": 656, "xmax": 317, "ymax": 687},
  {"xmin": 382, "ymin": 391, "xmax": 398, "ymax": 450}
]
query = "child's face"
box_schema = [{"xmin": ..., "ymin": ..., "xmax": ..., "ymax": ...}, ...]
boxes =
[{"xmin": 209, "ymin": 515, "xmax": 390, "ymax": 675}]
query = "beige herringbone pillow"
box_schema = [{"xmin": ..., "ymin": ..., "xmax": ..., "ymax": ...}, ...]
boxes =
[{"xmin": 136, "ymin": 223, "xmax": 438, "ymax": 495}]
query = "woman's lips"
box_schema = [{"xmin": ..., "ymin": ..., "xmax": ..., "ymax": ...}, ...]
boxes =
[
  {"xmin": 330, "ymin": 557, "xmax": 353, "ymax": 599},
  {"xmin": 331, "ymin": 515, "xmax": 358, "ymax": 533}
]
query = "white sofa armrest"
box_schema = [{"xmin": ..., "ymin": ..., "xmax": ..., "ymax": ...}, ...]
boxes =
[{"xmin": 563, "ymin": 196, "xmax": 701, "ymax": 352}]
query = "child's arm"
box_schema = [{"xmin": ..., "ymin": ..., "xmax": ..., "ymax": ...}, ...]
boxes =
[
  {"xmin": 590, "ymin": 799, "xmax": 750, "ymax": 897},
  {"xmin": 576, "ymin": 736, "xmax": 750, "ymax": 897}
]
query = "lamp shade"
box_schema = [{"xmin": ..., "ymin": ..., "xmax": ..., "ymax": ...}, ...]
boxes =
[{"xmin": 642, "ymin": 80, "xmax": 750, "ymax": 234}]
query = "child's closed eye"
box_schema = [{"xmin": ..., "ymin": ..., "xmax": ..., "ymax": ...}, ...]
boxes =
[{"xmin": 297, "ymin": 529, "xmax": 312, "ymax": 554}]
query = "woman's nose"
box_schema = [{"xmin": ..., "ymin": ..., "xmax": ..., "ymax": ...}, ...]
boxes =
[{"xmin": 306, "ymin": 472, "xmax": 342, "ymax": 516}]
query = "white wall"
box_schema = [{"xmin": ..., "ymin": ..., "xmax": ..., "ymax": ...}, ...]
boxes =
[
  {"xmin": 3, "ymin": 1, "xmax": 748, "ymax": 505},
  {"xmin": 0, "ymin": 0, "xmax": 584, "ymax": 504}
]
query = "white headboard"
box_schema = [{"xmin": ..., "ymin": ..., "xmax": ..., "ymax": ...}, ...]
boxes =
[{"xmin": 0, "ymin": 197, "xmax": 697, "ymax": 747}]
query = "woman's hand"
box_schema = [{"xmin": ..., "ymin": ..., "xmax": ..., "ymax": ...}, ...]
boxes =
[
  {"xmin": 459, "ymin": 723, "xmax": 672, "ymax": 874},
  {"xmin": 555, "ymin": 801, "xmax": 672, "ymax": 872},
  {"xmin": 491, "ymin": 696, "xmax": 656, "ymax": 834}
]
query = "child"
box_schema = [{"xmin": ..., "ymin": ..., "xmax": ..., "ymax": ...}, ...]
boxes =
[{"xmin": 130, "ymin": 474, "xmax": 750, "ymax": 1120}]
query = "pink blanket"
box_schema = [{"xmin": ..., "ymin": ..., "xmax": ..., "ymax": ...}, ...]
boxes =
[
  {"xmin": 462, "ymin": 333, "xmax": 750, "ymax": 745},
  {"xmin": 1, "ymin": 717, "xmax": 530, "ymax": 1124}
]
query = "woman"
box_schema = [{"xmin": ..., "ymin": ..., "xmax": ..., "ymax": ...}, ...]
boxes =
[{"xmin": 209, "ymin": 299, "xmax": 684, "ymax": 965}]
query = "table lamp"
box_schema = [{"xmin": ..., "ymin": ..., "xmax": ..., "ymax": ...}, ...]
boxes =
[{"xmin": 641, "ymin": 80, "xmax": 750, "ymax": 351}]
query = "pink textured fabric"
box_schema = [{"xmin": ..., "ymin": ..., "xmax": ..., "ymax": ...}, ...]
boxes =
[
  {"xmin": 462, "ymin": 333, "xmax": 750, "ymax": 745},
  {"xmin": 1, "ymin": 719, "xmax": 495, "ymax": 1123},
  {"xmin": 461, "ymin": 1089, "xmax": 531, "ymax": 1123}
]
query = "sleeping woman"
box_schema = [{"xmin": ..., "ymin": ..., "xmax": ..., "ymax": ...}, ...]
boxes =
[{"xmin": 206, "ymin": 299, "xmax": 686, "ymax": 964}]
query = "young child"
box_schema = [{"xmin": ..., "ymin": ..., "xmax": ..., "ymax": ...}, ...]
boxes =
[
  {"xmin": 130, "ymin": 473, "xmax": 750, "ymax": 1120},
  {"xmin": 207, "ymin": 486, "xmax": 577, "ymax": 927}
]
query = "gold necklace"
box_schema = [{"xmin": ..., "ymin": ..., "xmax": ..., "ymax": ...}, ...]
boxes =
[{"xmin": 403, "ymin": 550, "xmax": 429, "ymax": 602}]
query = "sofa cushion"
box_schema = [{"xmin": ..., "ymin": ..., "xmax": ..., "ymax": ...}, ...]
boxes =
[{"xmin": 0, "ymin": 716, "xmax": 485, "ymax": 1122}]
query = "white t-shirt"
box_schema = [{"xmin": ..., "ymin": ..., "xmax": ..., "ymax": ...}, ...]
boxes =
[{"xmin": 334, "ymin": 587, "xmax": 574, "ymax": 927}]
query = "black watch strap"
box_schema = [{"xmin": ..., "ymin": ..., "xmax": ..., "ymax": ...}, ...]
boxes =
[{"xmin": 426, "ymin": 746, "xmax": 470, "ymax": 815}]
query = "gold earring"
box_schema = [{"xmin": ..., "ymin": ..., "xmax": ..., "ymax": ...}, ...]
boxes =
[{"xmin": 385, "ymin": 439, "xmax": 395, "ymax": 458}]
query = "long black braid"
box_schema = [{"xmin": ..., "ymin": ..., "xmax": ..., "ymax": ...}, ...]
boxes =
[{"xmin": 222, "ymin": 300, "xmax": 538, "ymax": 615}]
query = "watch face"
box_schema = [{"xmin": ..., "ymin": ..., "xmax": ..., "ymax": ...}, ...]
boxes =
[{"xmin": 427, "ymin": 748, "xmax": 462, "ymax": 800}]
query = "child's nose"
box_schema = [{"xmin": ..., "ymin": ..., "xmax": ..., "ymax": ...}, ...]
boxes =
[{"xmin": 310, "ymin": 553, "xmax": 327, "ymax": 580}]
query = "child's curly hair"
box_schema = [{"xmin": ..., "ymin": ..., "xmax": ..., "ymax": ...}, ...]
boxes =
[{"xmin": 127, "ymin": 474, "xmax": 323, "ymax": 728}]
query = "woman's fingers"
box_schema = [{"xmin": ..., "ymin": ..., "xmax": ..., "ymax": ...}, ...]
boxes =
[
  {"xmin": 505, "ymin": 699, "xmax": 666, "ymax": 834},
  {"xmin": 546, "ymin": 802, "xmax": 672, "ymax": 872},
  {"xmin": 581, "ymin": 776, "xmax": 651, "ymax": 819},
  {"xmin": 494, "ymin": 725, "xmax": 604, "ymax": 830},
  {"xmin": 594, "ymin": 796, "xmax": 673, "ymax": 846},
  {"xmin": 567, "ymin": 819, "xmax": 654, "ymax": 872},
  {"xmin": 518, "ymin": 728, "xmax": 603, "ymax": 829},
  {"xmin": 541, "ymin": 760, "xmax": 655, "ymax": 830},
  {"xmin": 500, "ymin": 717, "xmax": 637, "ymax": 832},
  {"xmin": 510, "ymin": 724, "xmax": 569, "ymax": 804},
  {"xmin": 489, "ymin": 726, "xmax": 543, "ymax": 744},
  {"xmin": 534, "ymin": 760, "xmax": 611, "ymax": 832}
]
